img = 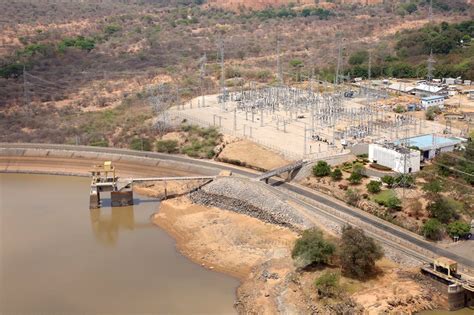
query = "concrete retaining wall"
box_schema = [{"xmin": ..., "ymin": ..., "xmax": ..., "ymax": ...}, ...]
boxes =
[{"xmin": 349, "ymin": 143, "xmax": 369, "ymax": 156}]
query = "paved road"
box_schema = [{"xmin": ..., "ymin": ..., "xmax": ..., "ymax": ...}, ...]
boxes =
[{"xmin": 2, "ymin": 143, "xmax": 473, "ymax": 269}]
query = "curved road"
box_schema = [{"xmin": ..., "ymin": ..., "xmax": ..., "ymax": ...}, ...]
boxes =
[{"xmin": 1, "ymin": 143, "xmax": 473, "ymax": 269}]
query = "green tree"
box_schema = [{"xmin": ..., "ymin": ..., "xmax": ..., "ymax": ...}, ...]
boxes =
[
  {"xmin": 313, "ymin": 161, "xmax": 331, "ymax": 177},
  {"xmin": 402, "ymin": 2, "xmax": 418, "ymax": 14},
  {"xmin": 348, "ymin": 50, "xmax": 369, "ymax": 66},
  {"xmin": 314, "ymin": 271, "xmax": 340, "ymax": 298},
  {"xmin": 340, "ymin": 226, "xmax": 383, "ymax": 279},
  {"xmin": 349, "ymin": 165, "xmax": 363, "ymax": 184},
  {"xmin": 422, "ymin": 218, "xmax": 443, "ymax": 240},
  {"xmin": 366, "ymin": 180, "xmax": 382, "ymax": 194},
  {"xmin": 331, "ymin": 168, "xmax": 343, "ymax": 181},
  {"xmin": 427, "ymin": 197, "xmax": 461, "ymax": 224},
  {"xmin": 446, "ymin": 221, "xmax": 471, "ymax": 238},
  {"xmin": 292, "ymin": 228, "xmax": 336, "ymax": 268}
]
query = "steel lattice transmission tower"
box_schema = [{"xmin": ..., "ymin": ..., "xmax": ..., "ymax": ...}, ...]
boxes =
[
  {"xmin": 276, "ymin": 35, "xmax": 283, "ymax": 86},
  {"xmin": 199, "ymin": 53, "xmax": 207, "ymax": 108},
  {"xmin": 427, "ymin": 49, "xmax": 435, "ymax": 82},
  {"xmin": 218, "ymin": 35, "xmax": 226, "ymax": 110}
]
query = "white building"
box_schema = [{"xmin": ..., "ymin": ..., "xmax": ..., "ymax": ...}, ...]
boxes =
[
  {"xmin": 412, "ymin": 83, "xmax": 447, "ymax": 97},
  {"xmin": 369, "ymin": 144, "xmax": 420, "ymax": 174},
  {"xmin": 421, "ymin": 95, "xmax": 445, "ymax": 109},
  {"xmin": 394, "ymin": 134, "xmax": 464, "ymax": 160}
]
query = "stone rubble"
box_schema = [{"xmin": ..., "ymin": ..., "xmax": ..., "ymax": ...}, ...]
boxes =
[{"xmin": 190, "ymin": 177, "xmax": 312, "ymax": 231}]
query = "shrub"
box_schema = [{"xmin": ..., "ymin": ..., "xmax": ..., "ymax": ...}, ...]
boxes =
[
  {"xmin": 348, "ymin": 169, "xmax": 363, "ymax": 184},
  {"xmin": 394, "ymin": 174, "xmax": 415, "ymax": 188},
  {"xmin": 155, "ymin": 140, "xmax": 179, "ymax": 153},
  {"xmin": 425, "ymin": 106, "xmax": 439, "ymax": 121},
  {"xmin": 422, "ymin": 219, "xmax": 443, "ymax": 240},
  {"xmin": 331, "ymin": 168, "xmax": 343, "ymax": 181},
  {"xmin": 89, "ymin": 138, "xmax": 108, "ymax": 147},
  {"xmin": 340, "ymin": 226, "xmax": 383, "ymax": 279},
  {"xmin": 381, "ymin": 175, "xmax": 395, "ymax": 188},
  {"xmin": 446, "ymin": 221, "xmax": 471, "ymax": 238},
  {"xmin": 422, "ymin": 180, "xmax": 443, "ymax": 195},
  {"xmin": 58, "ymin": 36, "xmax": 95, "ymax": 52},
  {"xmin": 291, "ymin": 228, "xmax": 336, "ymax": 268},
  {"xmin": 314, "ymin": 272, "xmax": 340, "ymax": 298},
  {"xmin": 313, "ymin": 161, "xmax": 331, "ymax": 177},
  {"xmin": 345, "ymin": 189, "xmax": 361, "ymax": 206},
  {"xmin": 394, "ymin": 105, "xmax": 406, "ymax": 113},
  {"xmin": 366, "ymin": 180, "xmax": 382, "ymax": 194},
  {"xmin": 104, "ymin": 24, "xmax": 121, "ymax": 36},
  {"xmin": 129, "ymin": 138, "xmax": 152, "ymax": 151},
  {"xmin": 0, "ymin": 63, "xmax": 24, "ymax": 78},
  {"xmin": 386, "ymin": 196, "xmax": 402, "ymax": 211}
]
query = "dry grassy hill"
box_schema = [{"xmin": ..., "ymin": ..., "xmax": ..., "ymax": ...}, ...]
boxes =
[{"xmin": 206, "ymin": 0, "xmax": 384, "ymax": 11}]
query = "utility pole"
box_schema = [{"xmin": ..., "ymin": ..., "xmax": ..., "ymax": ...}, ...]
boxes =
[{"xmin": 23, "ymin": 65, "xmax": 30, "ymax": 112}]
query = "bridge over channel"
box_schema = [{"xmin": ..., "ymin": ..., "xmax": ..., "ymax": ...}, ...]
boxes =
[{"xmin": 255, "ymin": 160, "xmax": 307, "ymax": 183}]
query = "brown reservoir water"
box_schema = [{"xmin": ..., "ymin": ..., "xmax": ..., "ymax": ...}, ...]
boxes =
[{"xmin": 0, "ymin": 173, "xmax": 239, "ymax": 314}]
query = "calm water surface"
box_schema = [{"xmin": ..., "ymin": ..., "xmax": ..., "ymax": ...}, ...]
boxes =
[{"xmin": 0, "ymin": 173, "xmax": 238, "ymax": 314}]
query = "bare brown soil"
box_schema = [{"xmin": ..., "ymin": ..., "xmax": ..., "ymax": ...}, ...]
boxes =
[
  {"xmin": 151, "ymin": 194, "xmax": 441, "ymax": 314},
  {"xmin": 217, "ymin": 139, "xmax": 290, "ymax": 171}
]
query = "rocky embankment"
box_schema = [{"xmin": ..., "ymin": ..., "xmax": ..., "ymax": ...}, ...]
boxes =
[{"xmin": 190, "ymin": 176, "xmax": 312, "ymax": 231}]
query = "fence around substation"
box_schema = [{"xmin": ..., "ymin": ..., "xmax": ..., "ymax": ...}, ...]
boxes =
[{"xmin": 171, "ymin": 111, "xmax": 305, "ymax": 161}]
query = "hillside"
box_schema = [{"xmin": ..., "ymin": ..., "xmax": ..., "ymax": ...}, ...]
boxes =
[
  {"xmin": 0, "ymin": 0, "xmax": 472, "ymax": 147},
  {"xmin": 205, "ymin": 0, "xmax": 384, "ymax": 11}
]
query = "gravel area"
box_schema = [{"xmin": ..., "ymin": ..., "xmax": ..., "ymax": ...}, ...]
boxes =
[{"xmin": 190, "ymin": 177, "xmax": 311, "ymax": 231}]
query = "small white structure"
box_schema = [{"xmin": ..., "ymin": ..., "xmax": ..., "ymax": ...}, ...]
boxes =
[
  {"xmin": 387, "ymin": 82, "xmax": 415, "ymax": 94},
  {"xmin": 444, "ymin": 77, "xmax": 456, "ymax": 85},
  {"xmin": 369, "ymin": 144, "xmax": 420, "ymax": 174},
  {"xmin": 421, "ymin": 95, "xmax": 445, "ymax": 109},
  {"xmin": 412, "ymin": 83, "xmax": 447, "ymax": 97}
]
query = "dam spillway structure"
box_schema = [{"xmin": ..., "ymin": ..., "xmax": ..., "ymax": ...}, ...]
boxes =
[{"xmin": 89, "ymin": 161, "xmax": 133, "ymax": 209}]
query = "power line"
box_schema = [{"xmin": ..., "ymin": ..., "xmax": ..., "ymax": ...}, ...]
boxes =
[{"xmin": 431, "ymin": 161, "xmax": 474, "ymax": 178}]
